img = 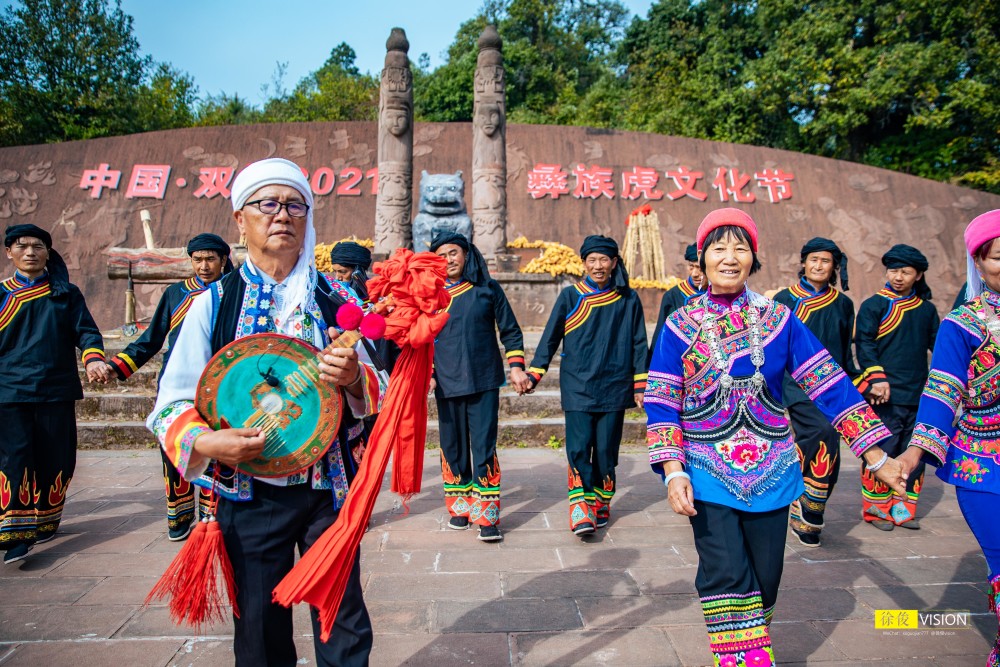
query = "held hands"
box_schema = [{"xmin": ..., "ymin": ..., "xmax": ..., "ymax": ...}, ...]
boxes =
[
  {"xmin": 864, "ymin": 446, "xmax": 908, "ymax": 496},
  {"xmin": 509, "ymin": 367, "xmax": 532, "ymax": 395},
  {"xmin": 194, "ymin": 427, "xmax": 266, "ymax": 467},
  {"xmin": 86, "ymin": 360, "xmax": 113, "ymax": 384},
  {"xmin": 867, "ymin": 382, "xmax": 891, "ymax": 406},
  {"xmin": 896, "ymin": 446, "xmax": 925, "ymax": 481}
]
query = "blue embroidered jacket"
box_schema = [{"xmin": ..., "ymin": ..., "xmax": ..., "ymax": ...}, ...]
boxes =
[
  {"xmin": 910, "ymin": 289, "xmax": 1000, "ymax": 494},
  {"xmin": 645, "ymin": 289, "xmax": 890, "ymax": 511}
]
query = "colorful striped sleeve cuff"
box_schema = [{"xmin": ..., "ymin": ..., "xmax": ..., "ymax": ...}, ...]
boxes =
[
  {"xmin": 832, "ymin": 402, "xmax": 893, "ymax": 457},
  {"xmin": 346, "ymin": 362, "xmax": 385, "ymax": 419},
  {"xmin": 633, "ymin": 372, "xmax": 648, "ymax": 392},
  {"xmin": 109, "ymin": 352, "xmax": 138, "ymax": 379},
  {"xmin": 527, "ymin": 366, "xmax": 547, "ymax": 386},
  {"xmin": 909, "ymin": 423, "xmax": 949, "ymax": 467},
  {"xmin": 505, "ymin": 349, "xmax": 526, "ymax": 369},
  {"xmin": 647, "ymin": 424, "xmax": 685, "ymax": 467},
  {"xmin": 81, "ymin": 348, "xmax": 106, "ymax": 365},
  {"xmin": 149, "ymin": 400, "xmax": 211, "ymax": 480},
  {"xmin": 853, "ymin": 366, "xmax": 887, "ymax": 394}
]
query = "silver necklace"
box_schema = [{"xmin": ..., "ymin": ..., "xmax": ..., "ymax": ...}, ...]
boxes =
[{"xmin": 702, "ymin": 298, "xmax": 766, "ymax": 405}]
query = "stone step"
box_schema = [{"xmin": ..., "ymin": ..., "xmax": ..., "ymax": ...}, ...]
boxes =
[
  {"xmin": 80, "ymin": 367, "xmax": 160, "ymax": 392},
  {"xmin": 78, "ymin": 383, "xmax": 571, "ymax": 422},
  {"xmin": 76, "ymin": 416, "xmax": 648, "ymax": 451}
]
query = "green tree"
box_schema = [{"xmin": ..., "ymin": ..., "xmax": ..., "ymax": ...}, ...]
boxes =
[
  {"xmin": 416, "ymin": 0, "xmax": 629, "ymax": 124},
  {"xmin": 0, "ymin": 0, "xmax": 196, "ymax": 145},
  {"xmin": 195, "ymin": 93, "xmax": 262, "ymax": 127},
  {"xmin": 261, "ymin": 43, "xmax": 379, "ymax": 122}
]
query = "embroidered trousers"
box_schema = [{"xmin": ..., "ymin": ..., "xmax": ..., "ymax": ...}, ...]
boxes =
[
  {"xmin": 957, "ymin": 487, "xmax": 1000, "ymax": 665},
  {"xmin": 689, "ymin": 501, "xmax": 788, "ymax": 667},
  {"xmin": 436, "ymin": 388, "xmax": 501, "ymax": 526},
  {"xmin": 159, "ymin": 446, "xmax": 212, "ymax": 531},
  {"xmin": 862, "ymin": 403, "xmax": 924, "ymax": 525},
  {"xmin": 0, "ymin": 401, "xmax": 76, "ymax": 549},
  {"xmin": 565, "ymin": 410, "xmax": 624, "ymax": 530},
  {"xmin": 788, "ymin": 400, "xmax": 842, "ymax": 538},
  {"xmin": 217, "ymin": 480, "xmax": 372, "ymax": 667}
]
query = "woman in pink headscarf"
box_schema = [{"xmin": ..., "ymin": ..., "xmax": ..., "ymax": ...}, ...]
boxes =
[{"xmin": 900, "ymin": 209, "xmax": 1000, "ymax": 666}]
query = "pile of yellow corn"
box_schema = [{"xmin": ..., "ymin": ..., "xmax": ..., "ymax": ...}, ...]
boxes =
[
  {"xmin": 511, "ymin": 236, "xmax": 585, "ymax": 277},
  {"xmin": 630, "ymin": 277, "xmax": 681, "ymax": 290}
]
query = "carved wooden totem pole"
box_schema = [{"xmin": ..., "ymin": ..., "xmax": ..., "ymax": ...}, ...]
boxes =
[
  {"xmin": 472, "ymin": 25, "xmax": 509, "ymax": 260},
  {"xmin": 374, "ymin": 28, "xmax": 414, "ymax": 256}
]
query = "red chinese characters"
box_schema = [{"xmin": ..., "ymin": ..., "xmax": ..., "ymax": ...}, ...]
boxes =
[
  {"xmin": 572, "ymin": 164, "xmax": 615, "ymax": 199},
  {"xmin": 665, "ymin": 166, "xmax": 708, "ymax": 201},
  {"xmin": 754, "ymin": 168, "xmax": 795, "ymax": 203},
  {"xmin": 711, "ymin": 167, "xmax": 756, "ymax": 203},
  {"xmin": 193, "ymin": 167, "xmax": 235, "ymax": 199},
  {"xmin": 125, "ymin": 164, "xmax": 171, "ymax": 199},
  {"xmin": 621, "ymin": 167, "xmax": 664, "ymax": 200},
  {"xmin": 527, "ymin": 163, "xmax": 570, "ymax": 199},
  {"xmin": 79, "ymin": 163, "xmax": 122, "ymax": 199}
]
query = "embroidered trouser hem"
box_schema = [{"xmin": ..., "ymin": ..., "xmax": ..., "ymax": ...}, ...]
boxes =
[
  {"xmin": 690, "ymin": 500, "xmax": 788, "ymax": 666},
  {"xmin": 565, "ymin": 410, "xmax": 623, "ymax": 530},
  {"xmin": 437, "ymin": 389, "xmax": 502, "ymax": 526},
  {"xmin": 788, "ymin": 400, "xmax": 841, "ymax": 536},
  {"xmin": 863, "ymin": 404, "xmax": 922, "ymax": 526},
  {"xmin": 0, "ymin": 401, "xmax": 76, "ymax": 549}
]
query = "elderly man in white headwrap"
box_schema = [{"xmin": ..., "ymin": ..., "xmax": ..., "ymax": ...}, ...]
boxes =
[{"xmin": 147, "ymin": 158, "xmax": 387, "ymax": 666}]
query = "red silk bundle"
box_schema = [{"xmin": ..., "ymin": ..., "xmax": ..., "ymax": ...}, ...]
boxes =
[{"xmin": 272, "ymin": 248, "xmax": 450, "ymax": 641}]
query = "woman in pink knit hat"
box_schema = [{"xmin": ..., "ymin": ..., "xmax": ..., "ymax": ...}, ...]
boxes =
[
  {"xmin": 645, "ymin": 207, "xmax": 905, "ymax": 667},
  {"xmin": 901, "ymin": 209, "xmax": 1000, "ymax": 666}
]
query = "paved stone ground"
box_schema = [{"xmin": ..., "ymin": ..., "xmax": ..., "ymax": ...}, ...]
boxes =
[{"xmin": 0, "ymin": 446, "xmax": 995, "ymax": 667}]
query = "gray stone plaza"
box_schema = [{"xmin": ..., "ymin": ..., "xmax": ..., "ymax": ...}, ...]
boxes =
[{"xmin": 0, "ymin": 446, "xmax": 993, "ymax": 666}]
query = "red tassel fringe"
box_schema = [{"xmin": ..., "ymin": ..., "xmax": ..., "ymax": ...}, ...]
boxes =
[{"xmin": 144, "ymin": 519, "xmax": 239, "ymax": 629}]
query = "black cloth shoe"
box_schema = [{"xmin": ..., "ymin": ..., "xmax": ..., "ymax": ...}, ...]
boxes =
[
  {"xmin": 869, "ymin": 518, "xmax": 894, "ymax": 531},
  {"xmin": 3, "ymin": 543, "xmax": 31, "ymax": 565},
  {"xmin": 795, "ymin": 532, "xmax": 821, "ymax": 548},
  {"xmin": 899, "ymin": 518, "xmax": 920, "ymax": 530},
  {"xmin": 573, "ymin": 521, "xmax": 596, "ymax": 536},
  {"xmin": 34, "ymin": 532, "xmax": 56, "ymax": 545},
  {"xmin": 478, "ymin": 525, "xmax": 502, "ymax": 542},
  {"xmin": 167, "ymin": 521, "xmax": 195, "ymax": 542},
  {"xmin": 448, "ymin": 516, "xmax": 470, "ymax": 530}
]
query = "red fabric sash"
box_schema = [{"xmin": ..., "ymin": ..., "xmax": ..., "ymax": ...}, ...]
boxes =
[{"xmin": 272, "ymin": 248, "xmax": 450, "ymax": 641}]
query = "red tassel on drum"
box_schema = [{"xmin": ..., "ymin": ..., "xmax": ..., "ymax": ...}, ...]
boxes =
[{"xmin": 145, "ymin": 479, "xmax": 239, "ymax": 629}]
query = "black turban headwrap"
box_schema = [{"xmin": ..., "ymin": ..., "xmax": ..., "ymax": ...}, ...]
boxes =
[
  {"xmin": 430, "ymin": 230, "xmax": 490, "ymax": 286},
  {"xmin": 580, "ymin": 234, "xmax": 630, "ymax": 293},
  {"xmin": 186, "ymin": 233, "xmax": 234, "ymax": 273},
  {"xmin": 683, "ymin": 243, "xmax": 698, "ymax": 263},
  {"xmin": 800, "ymin": 237, "xmax": 849, "ymax": 292},
  {"xmin": 329, "ymin": 241, "xmax": 372, "ymax": 272},
  {"xmin": 328, "ymin": 241, "xmax": 373, "ymax": 299},
  {"xmin": 4, "ymin": 224, "xmax": 69, "ymax": 295},
  {"xmin": 882, "ymin": 244, "xmax": 932, "ymax": 300}
]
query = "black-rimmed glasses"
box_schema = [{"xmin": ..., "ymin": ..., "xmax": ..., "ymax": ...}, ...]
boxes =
[{"xmin": 244, "ymin": 199, "xmax": 310, "ymax": 218}]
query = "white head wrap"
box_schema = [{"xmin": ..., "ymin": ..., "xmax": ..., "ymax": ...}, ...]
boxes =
[{"xmin": 231, "ymin": 158, "xmax": 316, "ymax": 325}]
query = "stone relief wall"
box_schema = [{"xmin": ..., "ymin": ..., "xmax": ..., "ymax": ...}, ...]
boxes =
[{"xmin": 1, "ymin": 121, "xmax": 997, "ymax": 327}]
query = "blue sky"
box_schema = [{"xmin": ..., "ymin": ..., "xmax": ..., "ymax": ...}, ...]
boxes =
[{"xmin": 109, "ymin": 0, "xmax": 656, "ymax": 104}]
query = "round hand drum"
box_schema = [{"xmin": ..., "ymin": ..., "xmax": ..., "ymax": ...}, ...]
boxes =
[{"xmin": 196, "ymin": 333, "xmax": 344, "ymax": 477}]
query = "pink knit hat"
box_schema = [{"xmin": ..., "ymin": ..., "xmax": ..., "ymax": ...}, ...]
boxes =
[
  {"xmin": 963, "ymin": 209, "xmax": 1000, "ymax": 302},
  {"xmin": 965, "ymin": 209, "xmax": 1000, "ymax": 256},
  {"xmin": 696, "ymin": 208, "xmax": 758, "ymax": 252}
]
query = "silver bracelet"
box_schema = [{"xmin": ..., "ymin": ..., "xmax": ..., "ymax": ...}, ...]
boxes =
[
  {"xmin": 663, "ymin": 470, "xmax": 691, "ymax": 488},
  {"xmin": 865, "ymin": 451, "xmax": 889, "ymax": 472},
  {"xmin": 345, "ymin": 367, "xmax": 364, "ymax": 388}
]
